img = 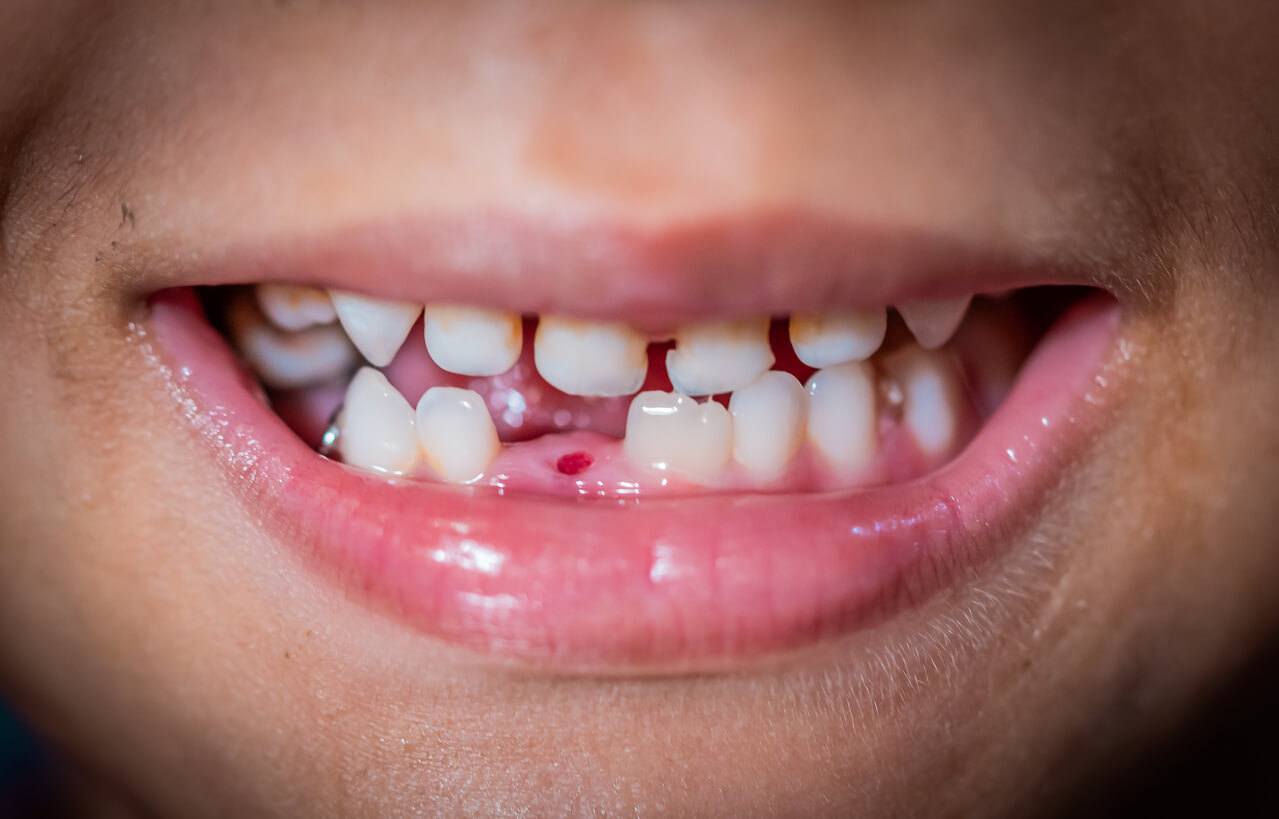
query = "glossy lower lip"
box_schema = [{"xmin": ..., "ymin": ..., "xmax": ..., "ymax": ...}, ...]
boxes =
[{"xmin": 144, "ymin": 290, "xmax": 1122, "ymax": 670}]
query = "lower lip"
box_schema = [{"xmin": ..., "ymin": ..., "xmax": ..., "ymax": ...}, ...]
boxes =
[{"xmin": 145, "ymin": 294, "xmax": 1122, "ymax": 670}]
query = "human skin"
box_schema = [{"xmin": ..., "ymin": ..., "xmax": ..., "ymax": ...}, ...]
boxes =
[{"xmin": 2, "ymin": 0, "xmax": 1279, "ymax": 816}]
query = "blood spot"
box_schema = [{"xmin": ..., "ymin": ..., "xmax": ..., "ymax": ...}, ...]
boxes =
[{"xmin": 556, "ymin": 451, "xmax": 595, "ymax": 476}]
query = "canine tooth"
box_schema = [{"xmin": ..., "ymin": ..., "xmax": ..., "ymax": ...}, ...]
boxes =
[
  {"xmin": 228, "ymin": 295, "xmax": 358, "ymax": 389},
  {"xmin": 883, "ymin": 345, "xmax": 962, "ymax": 458},
  {"xmin": 623, "ymin": 391, "xmax": 732, "ymax": 482},
  {"xmin": 665, "ymin": 317, "xmax": 774, "ymax": 396},
  {"xmin": 789, "ymin": 309, "xmax": 887, "ymax": 368},
  {"xmin": 423, "ymin": 305, "xmax": 523, "ymax": 376},
  {"xmin": 728, "ymin": 371, "xmax": 807, "ymax": 480},
  {"xmin": 534, "ymin": 316, "xmax": 648, "ymax": 397},
  {"xmin": 805, "ymin": 362, "xmax": 877, "ymax": 475},
  {"xmin": 255, "ymin": 284, "xmax": 337, "ymax": 331},
  {"xmin": 896, "ymin": 296, "xmax": 972, "ymax": 350},
  {"xmin": 337, "ymin": 367, "xmax": 420, "ymax": 475},
  {"xmin": 330, "ymin": 291, "xmax": 422, "ymax": 367},
  {"xmin": 415, "ymin": 387, "xmax": 502, "ymax": 483}
]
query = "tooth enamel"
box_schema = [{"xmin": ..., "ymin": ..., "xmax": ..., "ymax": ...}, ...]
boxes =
[
  {"xmin": 883, "ymin": 345, "xmax": 962, "ymax": 459},
  {"xmin": 665, "ymin": 317, "xmax": 775, "ymax": 396},
  {"xmin": 422, "ymin": 304, "xmax": 523, "ymax": 376},
  {"xmin": 255, "ymin": 284, "xmax": 337, "ymax": 331},
  {"xmin": 789, "ymin": 309, "xmax": 887, "ymax": 368},
  {"xmin": 805, "ymin": 362, "xmax": 877, "ymax": 475},
  {"xmin": 728, "ymin": 371, "xmax": 808, "ymax": 480},
  {"xmin": 623, "ymin": 391, "xmax": 732, "ymax": 482},
  {"xmin": 337, "ymin": 367, "xmax": 420, "ymax": 475},
  {"xmin": 228, "ymin": 295, "xmax": 358, "ymax": 389},
  {"xmin": 330, "ymin": 291, "xmax": 423, "ymax": 367},
  {"xmin": 895, "ymin": 296, "xmax": 972, "ymax": 350},
  {"xmin": 415, "ymin": 387, "xmax": 502, "ymax": 483},
  {"xmin": 534, "ymin": 316, "xmax": 649, "ymax": 397}
]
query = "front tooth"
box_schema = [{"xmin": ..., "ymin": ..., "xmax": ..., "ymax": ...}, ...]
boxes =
[
  {"xmin": 728, "ymin": 371, "xmax": 807, "ymax": 480},
  {"xmin": 228, "ymin": 295, "xmax": 358, "ymax": 389},
  {"xmin": 337, "ymin": 367, "xmax": 420, "ymax": 475},
  {"xmin": 664, "ymin": 317, "xmax": 774, "ymax": 396},
  {"xmin": 423, "ymin": 305, "xmax": 523, "ymax": 376},
  {"xmin": 534, "ymin": 316, "xmax": 648, "ymax": 397},
  {"xmin": 415, "ymin": 387, "xmax": 502, "ymax": 483},
  {"xmin": 883, "ymin": 345, "xmax": 962, "ymax": 459},
  {"xmin": 895, "ymin": 296, "xmax": 972, "ymax": 350},
  {"xmin": 255, "ymin": 284, "xmax": 337, "ymax": 331},
  {"xmin": 805, "ymin": 362, "xmax": 877, "ymax": 475},
  {"xmin": 330, "ymin": 291, "xmax": 423, "ymax": 367},
  {"xmin": 789, "ymin": 309, "xmax": 887, "ymax": 368},
  {"xmin": 623, "ymin": 391, "xmax": 732, "ymax": 483}
]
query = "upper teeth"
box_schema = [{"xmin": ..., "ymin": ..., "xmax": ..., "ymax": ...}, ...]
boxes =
[
  {"xmin": 665, "ymin": 317, "xmax": 775, "ymax": 396},
  {"xmin": 423, "ymin": 304, "xmax": 523, "ymax": 377},
  {"xmin": 255, "ymin": 284, "xmax": 338, "ymax": 331},
  {"xmin": 534, "ymin": 316, "xmax": 649, "ymax": 397},
  {"xmin": 330, "ymin": 291, "xmax": 423, "ymax": 367},
  {"xmin": 788, "ymin": 308, "xmax": 887, "ymax": 368},
  {"xmin": 895, "ymin": 296, "xmax": 972, "ymax": 350},
  {"xmin": 228, "ymin": 293, "xmax": 358, "ymax": 389}
]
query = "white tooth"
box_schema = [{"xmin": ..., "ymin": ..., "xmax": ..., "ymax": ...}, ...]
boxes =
[
  {"xmin": 330, "ymin": 291, "xmax": 423, "ymax": 367},
  {"xmin": 255, "ymin": 284, "xmax": 337, "ymax": 331},
  {"xmin": 415, "ymin": 387, "xmax": 502, "ymax": 483},
  {"xmin": 789, "ymin": 309, "xmax": 887, "ymax": 368},
  {"xmin": 623, "ymin": 391, "xmax": 732, "ymax": 483},
  {"xmin": 805, "ymin": 362, "xmax": 877, "ymax": 475},
  {"xmin": 895, "ymin": 296, "xmax": 972, "ymax": 350},
  {"xmin": 534, "ymin": 316, "xmax": 648, "ymax": 397},
  {"xmin": 883, "ymin": 345, "xmax": 962, "ymax": 459},
  {"xmin": 423, "ymin": 304, "xmax": 523, "ymax": 376},
  {"xmin": 665, "ymin": 317, "xmax": 775, "ymax": 396},
  {"xmin": 228, "ymin": 295, "xmax": 358, "ymax": 389},
  {"xmin": 728, "ymin": 371, "xmax": 807, "ymax": 480},
  {"xmin": 337, "ymin": 367, "xmax": 420, "ymax": 475}
]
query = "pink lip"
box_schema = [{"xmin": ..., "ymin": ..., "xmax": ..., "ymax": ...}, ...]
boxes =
[{"xmin": 144, "ymin": 283, "xmax": 1123, "ymax": 670}]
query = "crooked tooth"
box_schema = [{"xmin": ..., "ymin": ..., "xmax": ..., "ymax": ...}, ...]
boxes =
[
  {"xmin": 337, "ymin": 367, "xmax": 420, "ymax": 475},
  {"xmin": 805, "ymin": 362, "xmax": 877, "ymax": 475},
  {"xmin": 789, "ymin": 309, "xmax": 887, "ymax": 368},
  {"xmin": 534, "ymin": 316, "xmax": 648, "ymax": 397},
  {"xmin": 623, "ymin": 391, "xmax": 732, "ymax": 483},
  {"xmin": 895, "ymin": 296, "xmax": 972, "ymax": 350},
  {"xmin": 415, "ymin": 387, "xmax": 501, "ymax": 483},
  {"xmin": 665, "ymin": 317, "xmax": 774, "ymax": 396},
  {"xmin": 255, "ymin": 284, "xmax": 337, "ymax": 331},
  {"xmin": 728, "ymin": 371, "xmax": 807, "ymax": 480},
  {"xmin": 883, "ymin": 345, "xmax": 962, "ymax": 459},
  {"xmin": 423, "ymin": 304, "xmax": 523, "ymax": 376},
  {"xmin": 228, "ymin": 295, "xmax": 358, "ymax": 389},
  {"xmin": 330, "ymin": 291, "xmax": 423, "ymax": 367}
]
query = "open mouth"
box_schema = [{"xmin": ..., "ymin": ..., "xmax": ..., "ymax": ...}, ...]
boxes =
[{"xmin": 140, "ymin": 216, "xmax": 1125, "ymax": 670}]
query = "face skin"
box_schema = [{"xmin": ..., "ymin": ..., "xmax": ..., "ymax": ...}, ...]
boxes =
[{"xmin": 2, "ymin": 1, "xmax": 1279, "ymax": 815}]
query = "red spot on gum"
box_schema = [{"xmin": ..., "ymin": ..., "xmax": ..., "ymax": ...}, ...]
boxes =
[{"xmin": 556, "ymin": 451, "xmax": 595, "ymax": 476}]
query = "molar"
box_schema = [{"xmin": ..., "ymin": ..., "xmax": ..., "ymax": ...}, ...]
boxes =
[
  {"xmin": 228, "ymin": 295, "xmax": 358, "ymax": 389},
  {"xmin": 255, "ymin": 284, "xmax": 337, "ymax": 331},
  {"xmin": 623, "ymin": 391, "xmax": 732, "ymax": 483},
  {"xmin": 805, "ymin": 362, "xmax": 878, "ymax": 476},
  {"xmin": 789, "ymin": 309, "xmax": 887, "ymax": 368},
  {"xmin": 330, "ymin": 290, "xmax": 423, "ymax": 367},
  {"xmin": 728, "ymin": 371, "xmax": 808, "ymax": 480},
  {"xmin": 665, "ymin": 317, "xmax": 774, "ymax": 396},
  {"xmin": 895, "ymin": 296, "xmax": 972, "ymax": 350},
  {"xmin": 534, "ymin": 316, "xmax": 649, "ymax": 397},
  {"xmin": 423, "ymin": 304, "xmax": 523, "ymax": 377},
  {"xmin": 415, "ymin": 386, "xmax": 502, "ymax": 483},
  {"xmin": 337, "ymin": 367, "xmax": 421, "ymax": 475}
]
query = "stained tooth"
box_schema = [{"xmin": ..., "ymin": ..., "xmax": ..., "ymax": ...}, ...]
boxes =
[
  {"xmin": 228, "ymin": 295, "xmax": 358, "ymax": 389},
  {"xmin": 805, "ymin": 362, "xmax": 877, "ymax": 475},
  {"xmin": 895, "ymin": 296, "xmax": 972, "ymax": 350},
  {"xmin": 534, "ymin": 316, "xmax": 648, "ymax": 397},
  {"xmin": 337, "ymin": 367, "xmax": 420, "ymax": 475},
  {"xmin": 415, "ymin": 387, "xmax": 502, "ymax": 483},
  {"xmin": 255, "ymin": 284, "xmax": 337, "ymax": 331},
  {"xmin": 789, "ymin": 309, "xmax": 887, "ymax": 368},
  {"xmin": 623, "ymin": 391, "xmax": 732, "ymax": 483},
  {"xmin": 883, "ymin": 345, "xmax": 962, "ymax": 459},
  {"xmin": 665, "ymin": 317, "xmax": 775, "ymax": 396},
  {"xmin": 728, "ymin": 371, "xmax": 807, "ymax": 480},
  {"xmin": 423, "ymin": 305, "xmax": 523, "ymax": 376},
  {"xmin": 330, "ymin": 291, "xmax": 423, "ymax": 367}
]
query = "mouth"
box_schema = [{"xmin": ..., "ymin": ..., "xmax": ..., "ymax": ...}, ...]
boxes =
[{"xmin": 138, "ymin": 212, "xmax": 1126, "ymax": 671}]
